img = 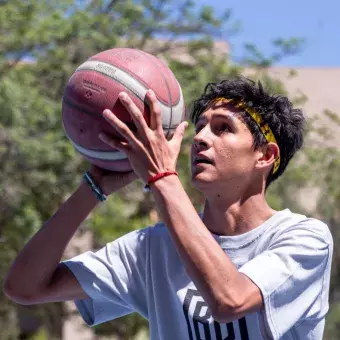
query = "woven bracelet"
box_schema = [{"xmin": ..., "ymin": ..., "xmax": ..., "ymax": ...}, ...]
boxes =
[
  {"xmin": 143, "ymin": 171, "xmax": 178, "ymax": 193},
  {"xmin": 83, "ymin": 171, "xmax": 107, "ymax": 202}
]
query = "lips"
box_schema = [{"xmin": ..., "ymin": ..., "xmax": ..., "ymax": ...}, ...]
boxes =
[{"xmin": 193, "ymin": 155, "xmax": 214, "ymax": 165}]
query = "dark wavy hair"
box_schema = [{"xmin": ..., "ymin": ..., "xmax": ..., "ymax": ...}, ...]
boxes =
[{"xmin": 190, "ymin": 77, "xmax": 305, "ymax": 187}]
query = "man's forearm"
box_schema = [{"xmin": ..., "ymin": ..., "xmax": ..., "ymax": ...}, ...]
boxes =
[
  {"xmin": 151, "ymin": 175, "xmax": 244, "ymax": 318},
  {"xmin": 4, "ymin": 181, "xmax": 99, "ymax": 299}
]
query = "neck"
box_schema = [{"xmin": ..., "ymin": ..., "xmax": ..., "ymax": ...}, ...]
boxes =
[{"xmin": 202, "ymin": 192, "xmax": 277, "ymax": 236}]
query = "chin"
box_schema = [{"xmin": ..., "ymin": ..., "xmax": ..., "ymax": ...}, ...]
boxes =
[{"xmin": 191, "ymin": 171, "xmax": 214, "ymax": 189}]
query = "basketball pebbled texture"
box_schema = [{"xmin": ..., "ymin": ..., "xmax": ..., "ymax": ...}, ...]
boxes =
[{"xmin": 62, "ymin": 48, "xmax": 185, "ymax": 172}]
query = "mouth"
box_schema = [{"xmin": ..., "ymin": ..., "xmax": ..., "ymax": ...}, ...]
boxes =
[{"xmin": 193, "ymin": 158, "xmax": 214, "ymax": 166}]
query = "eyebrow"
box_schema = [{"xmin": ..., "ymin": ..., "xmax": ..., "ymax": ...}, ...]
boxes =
[{"xmin": 196, "ymin": 113, "xmax": 237, "ymax": 126}]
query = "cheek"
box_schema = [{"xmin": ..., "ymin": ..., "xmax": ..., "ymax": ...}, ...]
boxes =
[
  {"xmin": 214, "ymin": 146, "xmax": 236, "ymax": 174},
  {"xmin": 216, "ymin": 142, "xmax": 254, "ymax": 170},
  {"xmin": 219, "ymin": 146, "xmax": 234, "ymax": 162}
]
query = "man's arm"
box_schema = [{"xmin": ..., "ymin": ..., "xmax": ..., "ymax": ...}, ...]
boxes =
[
  {"xmin": 4, "ymin": 164, "xmax": 138, "ymax": 305},
  {"xmin": 151, "ymin": 175, "xmax": 263, "ymax": 323},
  {"xmin": 3, "ymin": 181, "xmax": 98, "ymax": 304}
]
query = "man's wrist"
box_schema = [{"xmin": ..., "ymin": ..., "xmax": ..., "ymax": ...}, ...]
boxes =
[
  {"xmin": 143, "ymin": 170, "xmax": 178, "ymax": 192},
  {"xmin": 83, "ymin": 171, "xmax": 107, "ymax": 202},
  {"xmin": 149, "ymin": 172, "xmax": 181, "ymax": 192}
]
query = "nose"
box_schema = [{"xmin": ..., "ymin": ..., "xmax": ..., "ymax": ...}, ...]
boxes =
[{"xmin": 193, "ymin": 125, "xmax": 212, "ymax": 149}]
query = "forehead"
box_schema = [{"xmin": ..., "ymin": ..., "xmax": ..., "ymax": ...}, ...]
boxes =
[{"xmin": 196, "ymin": 101, "xmax": 245, "ymax": 124}]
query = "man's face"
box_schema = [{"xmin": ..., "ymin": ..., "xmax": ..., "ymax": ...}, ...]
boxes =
[{"xmin": 190, "ymin": 102, "xmax": 259, "ymax": 193}]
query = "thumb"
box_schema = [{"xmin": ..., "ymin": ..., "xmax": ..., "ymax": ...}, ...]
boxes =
[{"xmin": 171, "ymin": 121, "xmax": 188, "ymax": 146}]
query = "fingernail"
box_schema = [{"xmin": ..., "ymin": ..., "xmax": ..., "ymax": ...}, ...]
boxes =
[{"xmin": 148, "ymin": 89, "xmax": 155, "ymax": 96}]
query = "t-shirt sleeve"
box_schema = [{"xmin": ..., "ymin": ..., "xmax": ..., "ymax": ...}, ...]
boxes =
[
  {"xmin": 238, "ymin": 219, "xmax": 333, "ymax": 340},
  {"xmin": 62, "ymin": 227, "xmax": 150, "ymax": 326}
]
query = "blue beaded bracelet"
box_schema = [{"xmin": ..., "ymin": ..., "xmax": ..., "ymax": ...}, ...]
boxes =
[{"xmin": 83, "ymin": 171, "xmax": 107, "ymax": 202}]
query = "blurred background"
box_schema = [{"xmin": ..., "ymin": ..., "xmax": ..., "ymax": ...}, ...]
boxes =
[{"xmin": 1, "ymin": 0, "xmax": 339, "ymax": 339}]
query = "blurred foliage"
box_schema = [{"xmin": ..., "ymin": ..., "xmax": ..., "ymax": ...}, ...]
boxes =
[
  {"xmin": 242, "ymin": 37, "xmax": 305, "ymax": 68},
  {"xmin": 0, "ymin": 0, "xmax": 339, "ymax": 339}
]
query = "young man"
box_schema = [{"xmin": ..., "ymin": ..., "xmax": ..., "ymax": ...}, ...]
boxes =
[{"xmin": 4, "ymin": 78, "xmax": 333, "ymax": 339}]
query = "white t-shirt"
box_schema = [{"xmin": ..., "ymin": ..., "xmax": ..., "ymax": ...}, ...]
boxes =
[{"xmin": 63, "ymin": 209, "xmax": 333, "ymax": 340}]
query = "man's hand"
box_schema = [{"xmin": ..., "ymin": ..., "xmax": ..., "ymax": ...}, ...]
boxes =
[
  {"xmin": 98, "ymin": 90, "xmax": 188, "ymax": 183},
  {"xmin": 88, "ymin": 164, "xmax": 139, "ymax": 196}
]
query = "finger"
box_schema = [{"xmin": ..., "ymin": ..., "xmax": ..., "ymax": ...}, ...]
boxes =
[
  {"xmin": 146, "ymin": 89, "xmax": 162, "ymax": 131},
  {"xmin": 118, "ymin": 92, "xmax": 149, "ymax": 133},
  {"xmin": 103, "ymin": 109, "xmax": 136, "ymax": 144},
  {"xmin": 98, "ymin": 132, "xmax": 130, "ymax": 152},
  {"xmin": 170, "ymin": 121, "xmax": 188, "ymax": 148}
]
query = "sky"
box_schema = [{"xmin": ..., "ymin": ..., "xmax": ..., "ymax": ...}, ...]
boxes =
[{"xmin": 195, "ymin": 0, "xmax": 340, "ymax": 67}]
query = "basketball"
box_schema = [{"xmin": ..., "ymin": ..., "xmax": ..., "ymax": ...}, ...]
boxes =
[{"xmin": 62, "ymin": 48, "xmax": 185, "ymax": 172}]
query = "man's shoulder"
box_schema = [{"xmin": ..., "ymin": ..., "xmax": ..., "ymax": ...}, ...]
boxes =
[
  {"xmin": 278, "ymin": 210, "xmax": 333, "ymax": 245},
  {"xmin": 268, "ymin": 209, "xmax": 333, "ymax": 245}
]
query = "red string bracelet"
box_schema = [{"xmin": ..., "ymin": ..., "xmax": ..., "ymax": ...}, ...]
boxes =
[{"xmin": 143, "ymin": 170, "xmax": 178, "ymax": 192}]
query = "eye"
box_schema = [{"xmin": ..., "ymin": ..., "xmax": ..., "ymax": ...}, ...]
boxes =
[{"xmin": 217, "ymin": 123, "xmax": 231, "ymax": 133}]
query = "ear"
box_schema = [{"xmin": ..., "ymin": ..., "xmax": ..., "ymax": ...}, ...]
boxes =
[{"xmin": 255, "ymin": 142, "xmax": 280, "ymax": 173}]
